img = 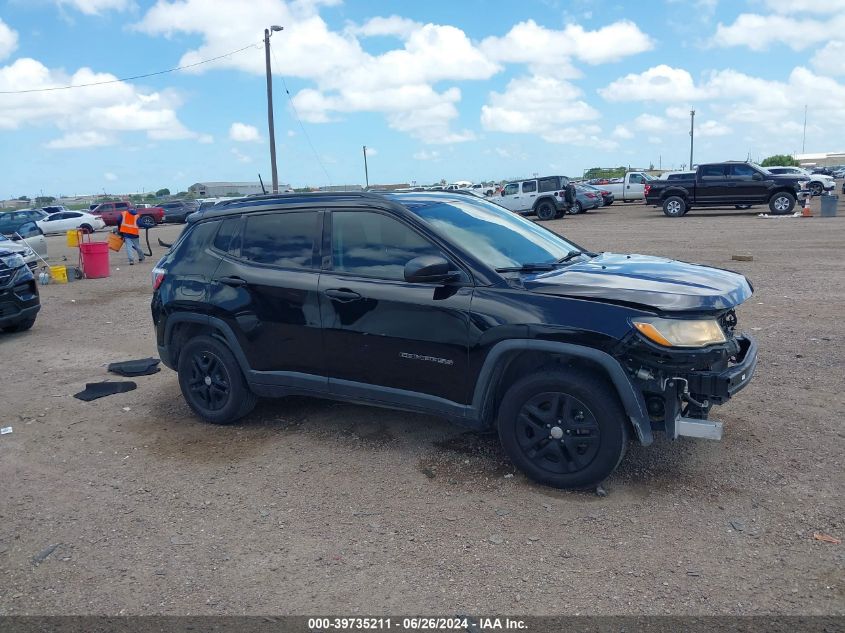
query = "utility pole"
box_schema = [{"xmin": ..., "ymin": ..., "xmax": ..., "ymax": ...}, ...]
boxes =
[
  {"xmin": 802, "ymin": 104, "xmax": 807, "ymax": 154},
  {"xmin": 689, "ymin": 108, "xmax": 696, "ymax": 169},
  {"xmin": 362, "ymin": 146, "xmax": 369, "ymax": 189},
  {"xmin": 264, "ymin": 25, "xmax": 283, "ymax": 193}
]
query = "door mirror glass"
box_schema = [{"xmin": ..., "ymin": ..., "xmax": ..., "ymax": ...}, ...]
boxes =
[
  {"xmin": 404, "ymin": 255, "xmax": 456, "ymax": 284},
  {"xmin": 752, "ymin": 172, "xmax": 763, "ymax": 181}
]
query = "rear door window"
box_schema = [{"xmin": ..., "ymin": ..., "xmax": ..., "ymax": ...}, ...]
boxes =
[
  {"xmin": 522, "ymin": 181, "xmax": 537, "ymax": 193},
  {"xmin": 212, "ymin": 216, "xmax": 241, "ymax": 254},
  {"xmin": 240, "ymin": 211, "xmax": 319, "ymax": 269},
  {"xmin": 700, "ymin": 165, "xmax": 726, "ymax": 179}
]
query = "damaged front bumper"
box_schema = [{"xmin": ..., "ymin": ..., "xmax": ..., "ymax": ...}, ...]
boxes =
[{"xmin": 622, "ymin": 333, "xmax": 758, "ymax": 441}]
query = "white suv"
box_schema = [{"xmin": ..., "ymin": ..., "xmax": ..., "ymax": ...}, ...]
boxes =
[
  {"xmin": 766, "ymin": 166, "xmax": 834, "ymax": 195},
  {"xmin": 496, "ymin": 175, "xmax": 574, "ymax": 220}
]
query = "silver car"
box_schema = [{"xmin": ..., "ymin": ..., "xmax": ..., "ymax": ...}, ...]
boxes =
[{"xmin": 568, "ymin": 185, "xmax": 604, "ymax": 214}]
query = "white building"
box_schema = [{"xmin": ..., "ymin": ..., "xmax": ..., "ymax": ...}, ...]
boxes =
[
  {"xmin": 794, "ymin": 152, "xmax": 845, "ymax": 168},
  {"xmin": 188, "ymin": 181, "xmax": 266, "ymax": 197}
]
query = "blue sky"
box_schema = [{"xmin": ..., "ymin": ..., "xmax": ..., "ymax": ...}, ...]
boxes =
[{"xmin": 1, "ymin": 0, "xmax": 844, "ymax": 197}]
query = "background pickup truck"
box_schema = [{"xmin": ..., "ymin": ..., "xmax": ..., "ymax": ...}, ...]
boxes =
[
  {"xmin": 589, "ymin": 172, "xmax": 653, "ymax": 202},
  {"xmin": 90, "ymin": 201, "xmax": 164, "ymax": 228},
  {"xmin": 644, "ymin": 161, "xmax": 807, "ymax": 217}
]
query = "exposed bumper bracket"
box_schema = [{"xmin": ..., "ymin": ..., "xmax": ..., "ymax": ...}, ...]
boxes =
[{"xmin": 676, "ymin": 416, "xmax": 723, "ymax": 440}]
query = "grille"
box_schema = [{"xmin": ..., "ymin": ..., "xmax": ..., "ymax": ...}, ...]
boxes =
[{"xmin": 0, "ymin": 260, "xmax": 12, "ymax": 287}]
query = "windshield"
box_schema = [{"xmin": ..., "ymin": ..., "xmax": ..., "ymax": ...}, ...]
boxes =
[{"xmin": 407, "ymin": 197, "xmax": 580, "ymax": 269}]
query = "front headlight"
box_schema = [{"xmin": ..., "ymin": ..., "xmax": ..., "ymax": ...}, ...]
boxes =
[
  {"xmin": 0, "ymin": 253, "xmax": 25, "ymax": 269},
  {"xmin": 632, "ymin": 317, "xmax": 726, "ymax": 348}
]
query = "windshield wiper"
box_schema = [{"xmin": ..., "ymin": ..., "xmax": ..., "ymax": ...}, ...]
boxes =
[
  {"xmin": 494, "ymin": 263, "xmax": 557, "ymax": 273},
  {"xmin": 556, "ymin": 251, "xmax": 583, "ymax": 263}
]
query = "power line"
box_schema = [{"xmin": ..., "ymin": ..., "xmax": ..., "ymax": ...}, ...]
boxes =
[
  {"xmin": 0, "ymin": 42, "xmax": 261, "ymax": 94},
  {"xmin": 271, "ymin": 45, "xmax": 333, "ymax": 185}
]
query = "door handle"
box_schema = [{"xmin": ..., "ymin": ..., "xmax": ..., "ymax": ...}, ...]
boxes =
[
  {"xmin": 218, "ymin": 276, "xmax": 247, "ymax": 287},
  {"xmin": 324, "ymin": 288, "xmax": 362, "ymax": 302}
]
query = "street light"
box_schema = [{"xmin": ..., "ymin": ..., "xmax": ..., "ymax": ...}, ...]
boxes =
[{"xmin": 264, "ymin": 25, "xmax": 284, "ymax": 193}]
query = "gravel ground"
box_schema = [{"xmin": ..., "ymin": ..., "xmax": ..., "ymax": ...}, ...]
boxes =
[{"xmin": 1, "ymin": 196, "xmax": 843, "ymax": 616}]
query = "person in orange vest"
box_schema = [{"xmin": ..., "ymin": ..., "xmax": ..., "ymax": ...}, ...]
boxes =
[{"xmin": 116, "ymin": 207, "xmax": 145, "ymax": 265}]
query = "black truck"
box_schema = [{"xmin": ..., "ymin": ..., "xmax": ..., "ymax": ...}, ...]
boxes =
[{"xmin": 645, "ymin": 161, "xmax": 808, "ymax": 217}]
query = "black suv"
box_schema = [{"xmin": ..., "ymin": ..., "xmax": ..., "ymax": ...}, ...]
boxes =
[
  {"xmin": 160, "ymin": 200, "xmax": 199, "ymax": 223},
  {"xmin": 151, "ymin": 192, "xmax": 758, "ymax": 489},
  {"xmin": 0, "ymin": 246, "xmax": 40, "ymax": 333}
]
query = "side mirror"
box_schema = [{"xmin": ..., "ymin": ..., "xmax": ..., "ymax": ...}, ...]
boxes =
[
  {"xmin": 752, "ymin": 173, "xmax": 763, "ymax": 181},
  {"xmin": 404, "ymin": 255, "xmax": 457, "ymax": 284}
]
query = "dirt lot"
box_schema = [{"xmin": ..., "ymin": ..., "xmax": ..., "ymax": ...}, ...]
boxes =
[{"xmin": 1, "ymin": 197, "xmax": 843, "ymax": 616}]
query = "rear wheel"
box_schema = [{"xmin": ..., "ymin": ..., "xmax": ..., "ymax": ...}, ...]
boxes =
[
  {"xmin": 567, "ymin": 201, "xmax": 583, "ymax": 215},
  {"xmin": 769, "ymin": 192, "xmax": 796, "ymax": 215},
  {"xmin": 535, "ymin": 200, "xmax": 557, "ymax": 221},
  {"xmin": 497, "ymin": 369, "xmax": 628, "ymax": 489},
  {"xmin": 663, "ymin": 196, "xmax": 686, "ymax": 217},
  {"xmin": 79, "ymin": 224, "xmax": 93, "ymax": 234},
  {"xmin": 138, "ymin": 215, "xmax": 156, "ymax": 229},
  {"xmin": 177, "ymin": 335, "xmax": 256, "ymax": 425}
]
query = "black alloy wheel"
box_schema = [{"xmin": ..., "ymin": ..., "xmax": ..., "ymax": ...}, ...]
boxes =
[
  {"xmin": 535, "ymin": 200, "xmax": 557, "ymax": 221},
  {"xmin": 515, "ymin": 392, "xmax": 601, "ymax": 475},
  {"xmin": 138, "ymin": 215, "xmax": 156, "ymax": 229},
  {"xmin": 177, "ymin": 335, "xmax": 256, "ymax": 424}
]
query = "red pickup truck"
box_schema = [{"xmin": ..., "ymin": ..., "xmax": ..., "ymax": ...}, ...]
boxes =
[{"xmin": 90, "ymin": 201, "xmax": 164, "ymax": 228}]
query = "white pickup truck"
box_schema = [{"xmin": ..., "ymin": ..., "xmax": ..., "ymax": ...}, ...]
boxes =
[{"xmin": 588, "ymin": 172, "xmax": 654, "ymax": 202}]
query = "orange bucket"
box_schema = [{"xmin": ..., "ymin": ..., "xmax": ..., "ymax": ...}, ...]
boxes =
[{"xmin": 108, "ymin": 233, "xmax": 124, "ymax": 252}]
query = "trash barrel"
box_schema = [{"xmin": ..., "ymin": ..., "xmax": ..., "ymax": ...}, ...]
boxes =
[
  {"xmin": 820, "ymin": 194, "xmax": 838, "ymax": 217},
  {"xmin": 79, "ymin": 242, "xmax": 110, "ymax": 279}
]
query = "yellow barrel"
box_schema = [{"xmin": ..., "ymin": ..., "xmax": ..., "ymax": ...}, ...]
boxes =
[
  {"xmin": 66, "ymin": 229, "xmax": 80, "ymax": 247},
  {"xmin": 50, "ymin": 265, "xmax": 68, "ymax": 283}
]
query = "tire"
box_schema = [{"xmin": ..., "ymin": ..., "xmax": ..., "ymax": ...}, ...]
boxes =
[
  {"xmin": 497, "ymin": 368, "xmax": 629, "ymax": 489},
  {"xmin": 2, "ymin": 316, "xmax": 36, "ymax": 333},
  {"xmin": 809, "ymin": 182, "xmax": 823, "ymax": 196},
  {"xmin": 79, "ymin": 224, "xmax": 93, "ymax": 234},
  {"xmin": 567, "ymin": 201, "xmax": 582, "ymax": 215},
  {"xmin": 663, "ymin": 196, "xmax": 686, "ymax": 217},
  {"xmin": 604, "ymin": 200, "xmax": 613, "ymax": 206},
  {"xmin": 769, "ymin": 192, "xmax": 796, "ymax": 215},
  {"xmin": 177, "ymin": 335, "xmax": 256, "ymax": 425},
  {"xmin": 138, "ymin": 215, "xmax": 156, "ymax": 229},
  {"xmin": 535, "ymin": 200, "xmax": 557, "ymax": 221},
  {"xmin": 734, "ymin": 204, "xmax": 752, "ymax": 210}
]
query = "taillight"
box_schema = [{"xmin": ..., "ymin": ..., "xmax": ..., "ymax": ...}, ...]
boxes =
[
  {"xmin": 151, "ymin": 266, "xmax": 166, "ymax": 290},
  {"xmin": 644, "ymin": 184, "xmax": 651, "ymax": 196}
]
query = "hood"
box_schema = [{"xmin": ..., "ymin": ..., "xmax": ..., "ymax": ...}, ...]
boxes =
[{"xmin": 523, "ymin": 253, "xmax": 753, "ymax": 312}]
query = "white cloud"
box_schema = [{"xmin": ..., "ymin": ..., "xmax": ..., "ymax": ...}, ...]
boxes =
[
  {"xmin": 811, "ymin": 41, "xmax": 845, "ymax": 77},
  {"xmin": 57, "ymin": 0, "xmax": 134, "ymax": 15},
  {"xmin": 600, "ymin": 65, "xmax": 702, "ymax": 101},
  {"xmin": 136, "ymin": 2, "xmax": 494, "ymax": 143},
  {"xmin": 697, "ymin": 120, "xmax": 731, "ymax": 137},
  {"xmin": 0, "ymin": 58, "xmax": 202, "ymax": 146},
  {"xmin": 480, "ymin": 19, "xmax": 653, "ymax": 75},
  {"xmin": 481, "ymin": 75, "xmax": 599, "ymax": 143},
  {"xmin": 634, "ymin": 114, "xmax": 668, "ymax": 132},
  {"xmin": 647, "ymin": 136, "xmax": 662, "ymax": 145},
  {"xmin": 229, "ymin": 122, "xmax": 261, "ymax": 142},
  {"xmin": 763, "ymin": 0, "xmax": 845, "ymax": 13},
  {"xmin": 0, "ymin": 18, "xmax": 18, "ymax": 61},
  {"xmin": 364, "ymin": 147, "xmax": 377, "ymax": 156},
  {"xmin": 413, "ymin": 149, "xmax": 440, "ymax": 160},
  {"xmin": 104, "ymin": 171, "xmax": 117, "ymax": 181},
  {"xmin": 46, "ymin": 131, "xmax": 113, "ymax": 149},
  {"xmin": 231, "ymin": 148, "xmax": 252, "ymax": 163},
  {"xmin": 348, "ymin": 15, "xmax": 421, "ymax": 39},
  {"xmin": 197, "ymin": 133, "xmax": 214, "ymax": 144},
  {"xmin": 711, "ymin": 13, "xmax": 845, "ymax": 51},
  {"xmin": 612, "ymin": 125, "xmax": 633, "ymax": 139}
]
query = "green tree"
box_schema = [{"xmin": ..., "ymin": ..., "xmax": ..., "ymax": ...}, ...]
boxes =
[
  {"xmin": 17, "ymin": 195, "xmax": 30, "ymax": 201},
  {"xmin": 175, "ymin": 191, "xmax": 189, "ymax": 197},
  {"xmin": 155, "ymin": 188, "xmax": 171, "ymax": 197},
  {"xmin": 760, "ymin": 154, "xmax": 799, "ymax": 167},
  {"xmin": 145, "ymin": 193, "xmax": 156, "ymax": 200}
]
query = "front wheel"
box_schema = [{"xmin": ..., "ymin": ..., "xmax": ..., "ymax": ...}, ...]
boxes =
[
  {"xmin": 535, "ymin": 200, "xmax": 557, "ymax": 221},
  {"xmin": 79, "ymin": 224, "xmax": 93, "ymax": 234},
  {"xmin": 138, "ymin": 215, "xmax": 156, "ymax": 229},
  {"xmin": 497, "ymin": 369, "xmax": 628, "ymax": 489},
  {"xmin": 177, "ymin": 335, "xmax": 256, "ymax": 425},
  {"xmin": 769, "ymin": 192, "xmax": 796, "ymax": 215},
  {"xmin": 809, "ymin": 182, "xmax": 823, "ymax": 196},
  {"xmin": 663, "ymin": 196, "xmax": 686, "ymax": 217}
]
